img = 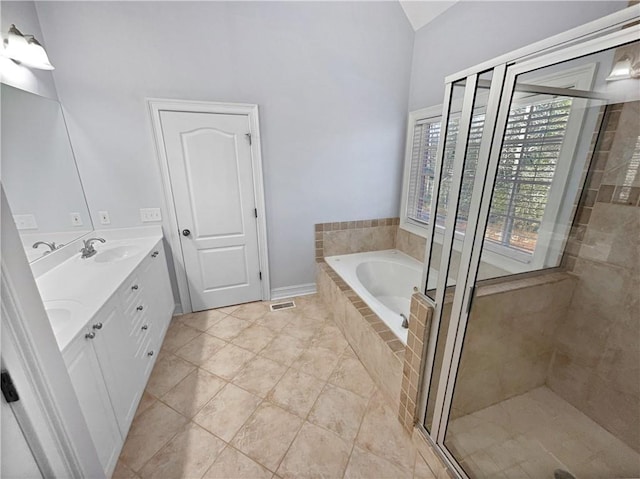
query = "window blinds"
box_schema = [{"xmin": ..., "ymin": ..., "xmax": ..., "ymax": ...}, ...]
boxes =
[
  {"xmin": 487, "ymin": 97, "xmax": 573, "ymax": 252},
  {"xmin": 407, "ymin": 119, "xmax": 440, "ymax": 224},
  {"xmin": 406, "ymin": 96, "xmax": 573, "ymax": 256}
]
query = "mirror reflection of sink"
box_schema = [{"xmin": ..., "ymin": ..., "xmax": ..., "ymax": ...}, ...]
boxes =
[{"xmin": 94, "ymin": 245, "xmax": 142, "ymax": 263}]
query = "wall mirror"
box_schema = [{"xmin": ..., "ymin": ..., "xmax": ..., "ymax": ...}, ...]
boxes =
[{"xmin": 1, "ymin": 84, "xmax": 93, "ymax": 262}]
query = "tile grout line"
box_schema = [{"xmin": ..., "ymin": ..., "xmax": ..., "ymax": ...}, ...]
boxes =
[
  {"xmin": 341, "ymin": 389, "xmax": 375, "ymax": 479},
  {"xmin": 125, "ymin": 297, "xmax": 395, "ymax": 478}
]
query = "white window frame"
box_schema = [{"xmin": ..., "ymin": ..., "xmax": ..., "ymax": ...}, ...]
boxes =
[{"xmin": 399, "ymin": 64, "xmax": 596, "ymax": 273}]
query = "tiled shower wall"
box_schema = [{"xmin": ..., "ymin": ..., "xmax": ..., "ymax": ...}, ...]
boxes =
[
  {"xmin": 396, "ymin": 271, "xmax": 577, "ymax": 432},
  {"xmin": 549, "ymin": 100, "xmax": 640, "ymax": 453}
]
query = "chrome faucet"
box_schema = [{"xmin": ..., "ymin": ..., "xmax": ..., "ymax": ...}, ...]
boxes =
[
  {"xmin": 400, "ymin": 313, "xmax": 409, "ymax": 329},
  {"xmin": 32, "ymin": 241, "xmax": 63, "ymax": 255},
  {"xmin": 80, "ymin": 237, "xmax": 106, "ymax": 259}
]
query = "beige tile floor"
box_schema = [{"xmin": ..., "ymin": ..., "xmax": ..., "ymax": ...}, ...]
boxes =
[
  {"xmin": 447, "ymin": 387, "xmax": 640, "ymax": 479},
  {"xmin": 114, "ymin": 295, "xmax": 437, "ymax": 479}
]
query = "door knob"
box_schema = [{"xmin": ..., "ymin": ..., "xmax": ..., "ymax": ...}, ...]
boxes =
[
  {"xmin": 92, "ymin": 322, "xmax": 103, "ymax": 330},
  {"xmin": 85, "ymin": 332, "xmax": 95, "ymax": 339},
  {"xmin": 182, "ymin": 229, "xmax": 191, "ymax": 237}
]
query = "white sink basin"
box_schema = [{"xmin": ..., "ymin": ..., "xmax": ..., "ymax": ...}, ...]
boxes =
[
  {"xmin": 94, "ymin": 245, "xmax": 142, "ymax": 263},
  {"xmin": 44, "ymin": 299, "xmax": 83, "ymax": 334}
]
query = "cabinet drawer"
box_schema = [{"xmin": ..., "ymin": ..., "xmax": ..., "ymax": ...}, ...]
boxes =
[
  {"xmin": 132, "ymin": 314, "xmax": 153, "ymax": 347},
  {"xmin": 137, "ymin": 336, "xmax": 158, "ymax": 381},
  {"xmin": 118, "ymin": 273, "xmax": 143, "ymax": 308},
  {"xmin": 125, "ymin": 301, "xmax": 149, "ymax": 338}
]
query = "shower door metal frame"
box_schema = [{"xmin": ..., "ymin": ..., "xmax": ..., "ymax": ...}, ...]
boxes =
[{"xmin": 416, "ymin": 9, "xmax": 640, "ymax": 478}]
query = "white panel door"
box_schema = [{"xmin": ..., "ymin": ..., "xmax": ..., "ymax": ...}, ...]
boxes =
[{"xmin": 159, "ymin": 111, "xmax": 262, "ymax": 311}]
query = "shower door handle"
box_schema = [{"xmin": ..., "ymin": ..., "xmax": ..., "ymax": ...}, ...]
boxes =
[{"xmin": 465, "ymin": 285, "xmax": 476, "ymax": 315}]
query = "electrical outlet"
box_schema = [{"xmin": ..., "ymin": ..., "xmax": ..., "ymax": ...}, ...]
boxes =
[
  {"xmin": 70, "ymin": 212, "xmax": 83, "ymax": 226},
  {"xmin": 140, "ymin": 208, "xmax": 162, "ymax": 223},
  {"xmin": 13, "ymin": 214, "xmax": 38, "ymax": 230},
  {"xmin": 98, "ymin": 211, "xmax": 111, "ymax": 225}
]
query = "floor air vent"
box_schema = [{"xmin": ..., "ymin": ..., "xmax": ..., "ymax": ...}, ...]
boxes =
[{"xmin": 270, "ymin": 301, "xmax": 296, "ymax": 312}]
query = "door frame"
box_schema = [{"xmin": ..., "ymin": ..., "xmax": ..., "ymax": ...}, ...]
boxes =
[{"xmin": 147, "ymin": 99, "xmax": 270, "ymax": 313}]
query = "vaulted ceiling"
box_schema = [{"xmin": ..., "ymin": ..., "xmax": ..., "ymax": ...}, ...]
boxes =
[{"xmin": 399, "ymin": 0, "xmax": 459, "ymax": 31}]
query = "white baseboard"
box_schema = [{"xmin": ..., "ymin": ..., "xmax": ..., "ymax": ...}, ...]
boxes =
[{"xmin": 270, "ymin": 283, "xmax": 317, "ymax": 301}]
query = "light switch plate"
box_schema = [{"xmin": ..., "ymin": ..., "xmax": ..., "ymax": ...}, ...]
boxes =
[
  {"xmin": 98, "ymin": 211, "xmax": 111, "ymax": 225},
  {"xmin": 13, "ymin": 214, "xmax": 38, "ymax": 230},
  {"xmin": 70, "ymin": 212, "xmax": 83, "ymax": 226},
  {"xmin": 140, "ymin": 208, "xmax": 162, "ymax": 223}
]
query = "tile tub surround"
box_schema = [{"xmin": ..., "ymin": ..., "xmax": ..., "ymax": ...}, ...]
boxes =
[
  {"xmin": 315, "ymin": 217, "xmax": 399, "ymax": 261},
  {"xmin": 316, "ymin": 261, "xmax": 406, "ymax": 410},
  {"xmin": 396, "ymin": 228, "xmax": 428, "ymax": 262},
  {"xmin": 399, "ymin": 293, "xmax": 433, "ymax": 431},
  {"xmin": 115, "ymin": 295, "xmax": 447, "ymax": 479}
]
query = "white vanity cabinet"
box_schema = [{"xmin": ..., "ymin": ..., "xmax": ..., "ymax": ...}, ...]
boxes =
[
  {"xmin": 62, "ymin": 239, "xmax": 174, "ymax": 477},
  {"xmin": 64, "ymin": 328, "xmax": 122, "ymax": 476}
]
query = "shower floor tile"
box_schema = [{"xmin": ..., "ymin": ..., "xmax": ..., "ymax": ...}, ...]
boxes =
[
  {"xmin": 116, "ymin": 295, "xmax": 438, "ymax": 479},
  {"xmin": 446, "ymin": 386, "xmax": 640, "ymax": 479}
]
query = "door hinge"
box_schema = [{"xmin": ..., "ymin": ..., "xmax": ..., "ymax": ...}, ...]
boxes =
[
  {"xmin": 254, "ymin": 208, "xmax": 258, "ymax": 218},
  {"xmin": 259, "ymin": 271, "xmax": 262, "ymax": 280},
  {"xmin": 245, "ymin": 133, "xmax": 252, "ymax": 145},
  {"xmin": 1, "ymin": 370, "xmax": 19, "ymax": 403}
]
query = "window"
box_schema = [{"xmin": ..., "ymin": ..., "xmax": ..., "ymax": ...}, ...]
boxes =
[
  {"xmin": 406, "ymin": 117, "xmax": 440, "ymax": 225},
  {"xmin": 400, "ymin": 65, "xmax": 594, "ymax": 266},
  {"xmin": 486, "ymin": 97, "xmax": 573, "ymax": 254},
  {"xmin": 404, "ymin": 111, "xmax": 485, "ymax": 232}
]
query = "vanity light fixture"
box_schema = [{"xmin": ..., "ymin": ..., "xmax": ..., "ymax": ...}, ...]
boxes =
[{"xmin": 2, "ymin": 24, "xmax": 54, "ymax": 70}]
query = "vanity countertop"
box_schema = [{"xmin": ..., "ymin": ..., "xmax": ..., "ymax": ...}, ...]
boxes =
[{"xmin": 35, "ymin": 226, "xmax": 166, "ymax": 351}]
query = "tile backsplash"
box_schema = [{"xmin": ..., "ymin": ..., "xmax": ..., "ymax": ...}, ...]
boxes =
[{"xmin": 315, "ymin": 218, "xmax": 399, "ymax": 261}]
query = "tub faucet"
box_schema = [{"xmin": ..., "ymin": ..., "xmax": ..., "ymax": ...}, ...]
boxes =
[
  {"xmin": 80, "ymin": 237, "xmax": 106, "ymax": 259},
  {"xmin": 32, "ymin": 241, "xmax": 63, "ymax": 255},
  {"xmin": 400, "ymin": 313, "xmax": 409, "ymax": 329}
]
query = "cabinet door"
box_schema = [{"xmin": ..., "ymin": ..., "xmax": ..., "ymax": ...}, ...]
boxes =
[
  {"xmin": 64, "ymin": 333, "xmax": 121, "ymax": 476},
  {"xmin": 144, "ymin": 244, "xmax": 175, "ymax": 344},
  {"xmin": 91, "ymin": 301, "xmax": 143, "ymax": 436}
]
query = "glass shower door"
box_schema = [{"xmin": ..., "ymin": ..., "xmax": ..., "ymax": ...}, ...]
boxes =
[
  {"xmin": 420, "ymin": 68, "xmax": 509, "ymax": 436},
  {"xmin": 437, "ymin": 31, "xmax": 640, "ymax": 479}
]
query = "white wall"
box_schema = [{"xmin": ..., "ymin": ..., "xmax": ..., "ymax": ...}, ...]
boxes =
[
  {"xmin": 408, "ymin": 1, "xmax": 627, "ymax": 110},
  {"xmin": 34, "ymin": 1, "xmax": 415, "ymax": 294},
  {"xmin": 0, "ymin": 1, "xmax": 58, "ymax": 99}
]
